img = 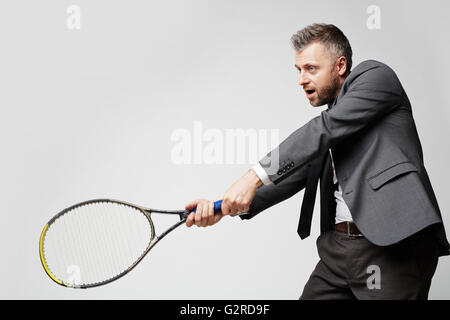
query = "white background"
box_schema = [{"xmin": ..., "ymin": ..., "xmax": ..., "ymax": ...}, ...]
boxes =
[{"xmin": 1, "ymin": 0, "xmax": 449, "ymax": 299}]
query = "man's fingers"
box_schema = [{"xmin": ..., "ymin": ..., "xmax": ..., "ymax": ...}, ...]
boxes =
[
  {"xmin": 194, "ymin": 203, "xmax": 203, "ymax": 227},
  {"xmin": 186, "ymin": 211, "xmax": 195, "ymax": 227},
  {"xmin": 238, "ymin": 199, "xmax": 250, "ymax": 214},
  {"xmin": 223, "ymin": 198, "xmax": 240, "ymax": 216},
  {"xmin": 206, "ymin": 201, "xmax": 215, "ymax": 226},
  {"xmin": 200, "ymin": 203, "xmax": 208, "ymax": 227},
  {"xmin": 184, "ymin": 199, "xmax": 226, "ymax": 227},
  {"xmin": 185, "ymin": 199, "xmax": 202, "ymax": 211},
  {"xmin": 221, "ymin": 201, "xmax": 231, "ymax": 216},
  {"xmin": 214, "ymin": 214, "xmax": 223, "ymax": 224}
]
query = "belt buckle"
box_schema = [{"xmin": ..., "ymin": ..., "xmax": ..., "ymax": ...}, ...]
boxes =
[{"xmin": 346, "ymin": 221, "xmax": 363, "ymax": 238}]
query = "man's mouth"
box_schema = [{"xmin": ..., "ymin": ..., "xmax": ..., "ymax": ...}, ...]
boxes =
[{"xmin": 305, "ymin": 89, "xmax": 316, "ymax": 99}]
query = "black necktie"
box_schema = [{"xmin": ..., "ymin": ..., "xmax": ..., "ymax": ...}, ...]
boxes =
[
  {"xmin": 297, "ymin": 153, "xmax": 326, "ymax": 239},
  {"xmin": 320, "ymin": 152, "xmax": 338, "ymax": 233}
]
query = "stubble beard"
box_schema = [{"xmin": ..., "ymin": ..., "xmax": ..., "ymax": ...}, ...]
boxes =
[{"xmin": 311, "ymin": 73, "xmax": 340, "ymax": 107}]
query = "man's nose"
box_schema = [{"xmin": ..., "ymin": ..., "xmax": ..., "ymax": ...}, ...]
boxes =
[{"xmin": 299, "ymin": 73, "xmax": 310, "ymax": 87}]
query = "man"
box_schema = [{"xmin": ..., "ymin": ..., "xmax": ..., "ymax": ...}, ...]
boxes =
[{"xmin": 185, "ymin": 23, "xmax": 450, "ymax": 299}]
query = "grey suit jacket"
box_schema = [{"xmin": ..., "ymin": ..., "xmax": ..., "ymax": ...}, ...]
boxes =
[{"xmin": 241, "ymin": 59, "xmax": 450, "ymax": 256}]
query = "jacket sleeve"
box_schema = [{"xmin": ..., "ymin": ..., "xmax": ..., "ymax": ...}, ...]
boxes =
[
  {"xmin": 260, "ymin": 63, "xmax": 403, "ymax": 185},
  {"xmin": 240, "ymin": 160, "xmax": 309, "ymax": 220}
]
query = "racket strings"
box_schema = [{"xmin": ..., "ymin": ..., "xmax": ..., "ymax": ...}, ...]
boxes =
[{"xmin": 42, "ymin": 201, "xmax": 154, "ymax": 287}]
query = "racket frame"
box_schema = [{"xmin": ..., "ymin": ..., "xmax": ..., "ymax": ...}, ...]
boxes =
[{"xmin": 39, "ymin": 199, "xmax": 191, "ymax": 289}]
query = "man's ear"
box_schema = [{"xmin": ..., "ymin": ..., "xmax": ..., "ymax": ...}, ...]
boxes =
[{"xmin": 336, "ymin": 56, "xmax": 347, "ymax": 76}]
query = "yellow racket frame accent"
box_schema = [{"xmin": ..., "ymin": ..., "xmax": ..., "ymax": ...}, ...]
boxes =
[{"xmin": 39, "ymin": 224, "xmax": 65, "ymax": 286}]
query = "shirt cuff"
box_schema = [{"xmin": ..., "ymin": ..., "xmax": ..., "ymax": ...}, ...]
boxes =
[{"xmin": 252, "ymin": 163, "xmax": 273, "ymax": 186}]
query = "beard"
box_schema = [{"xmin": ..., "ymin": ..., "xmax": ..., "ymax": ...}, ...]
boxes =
[{"xmin": 311, "ymin": 72, "xmax": 340, "ymax": 107}]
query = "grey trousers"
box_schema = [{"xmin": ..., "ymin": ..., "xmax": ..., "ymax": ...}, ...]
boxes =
[{"xmin": 300, "ymin": 226, "xmax": 440, "ymax": 300}]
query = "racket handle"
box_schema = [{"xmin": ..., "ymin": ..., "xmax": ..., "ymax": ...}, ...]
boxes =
[
  {"xmin": 191, "ymin": 200, "xmax": 249, "ymax": 216},
  {"xmin": 213, "ymin": 200, "xmax": 223, "ymax": 213},
  {"xmin": 192, "ymin": 200, "xmax": 222, "ymax": 214}
]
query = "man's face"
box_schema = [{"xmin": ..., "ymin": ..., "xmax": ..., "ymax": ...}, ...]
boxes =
[{"xmin": 295, "ymin": 42, "xmax": 342, "ymax": 107}]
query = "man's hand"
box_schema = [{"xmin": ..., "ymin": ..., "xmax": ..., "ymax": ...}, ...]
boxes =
[
  {"xmin": 184, "ymin": 169, "xmax": 263, "ymax": 227},
  {"xmin": 185, "ymin": 199, "xmax": 223, "ymax": 227},
  {"xmin": 221, "ymin": 169, "xmax": 263, "ymax": 216}
]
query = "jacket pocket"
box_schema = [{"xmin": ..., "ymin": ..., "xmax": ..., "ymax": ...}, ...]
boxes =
[{"xmin": 368, "ymin": 161, "xmax": 418, "ymax": 190}]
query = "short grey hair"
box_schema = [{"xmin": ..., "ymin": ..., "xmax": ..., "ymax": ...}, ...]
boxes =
[{"xmin": 291, "ymin": 23, "xmax": 353, "ymax": 73}]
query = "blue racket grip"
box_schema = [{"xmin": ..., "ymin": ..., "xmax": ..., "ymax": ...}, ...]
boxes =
[{"xmin": 192, "ymin": 200, "xmax": 222, "ymax": 214}]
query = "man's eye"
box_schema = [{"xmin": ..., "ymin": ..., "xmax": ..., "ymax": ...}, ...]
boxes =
[{"xmin": 309, "ymin": 66, "xmax": 315, "ymax": 71}]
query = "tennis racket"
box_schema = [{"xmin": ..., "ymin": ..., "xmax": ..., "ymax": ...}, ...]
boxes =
[{"xmin": 39, "ymin": 198, "xmax": 234, "ymax": 289}]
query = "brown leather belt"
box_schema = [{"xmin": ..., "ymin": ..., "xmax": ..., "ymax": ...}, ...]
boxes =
[{"xmin": 335, "ymin": 221, "xmax": 364, "ymax": 237}]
